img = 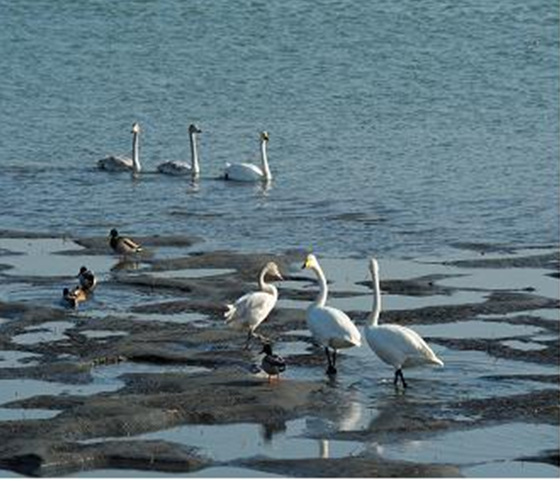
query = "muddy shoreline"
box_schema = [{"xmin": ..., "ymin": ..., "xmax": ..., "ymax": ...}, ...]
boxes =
[{"xmin": 0, "ymin": 234, "xmax": 558, "ymax": 477}]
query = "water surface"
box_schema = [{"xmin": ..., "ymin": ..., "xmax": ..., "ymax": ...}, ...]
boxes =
[{"xmin": 0, "ymin": 0, "xmax": 557, "ymax": 259}]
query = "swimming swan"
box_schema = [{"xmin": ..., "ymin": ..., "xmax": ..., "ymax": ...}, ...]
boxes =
[
  {"xmin": 109, "ymin": 228, "xmax": 143, "ymax": 255},
  {"xmin": 224, "ymin": 261, "xmax": 283, "ymax": 348},
  {"xmin": 365, "ymin": 258, "xmax": 443, "ymax": 388},
  {"xmin": 157, "ymin": 124, "xmax": 202, "ymax": 176},
  {"xmin": 302, "ymin": 254, "xmax": 362, "ymax": 375},
  {"xmin": 224, "ymin": 131, "xmax": 271, "ymax": 182},
  {"xmin": 98, "ymin": 123, "xmax": 141, "ymax": 174}
]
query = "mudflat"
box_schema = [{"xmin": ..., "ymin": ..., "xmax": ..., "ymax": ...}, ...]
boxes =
[{"xmin": 0, "ymin": 234, "xmax": 558, "ymax": 477}]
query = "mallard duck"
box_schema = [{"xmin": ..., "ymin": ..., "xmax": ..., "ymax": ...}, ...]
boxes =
[
  {"xmin": 62, "ymin": 286, "xmax": 87, "ymax": 309},
  {"xmin": 224, "ymin": 131, "xmax": 271, "ymax": 182},
  {"xmin": 260, "ymin": 343, "xmax": 286, "ymax": 382},
  {"xmin": 365, "ymin": 258, "xmax": 443, "ymax": 388},
  {"xmin": 77, "ymin": 266, "xmax": 97, "ymax": 292},
  {"xmin": 109, "ymin": 228, "xmax": 142, "ymax": 255},
  {"xmin": 302, "ymin": 254, "xmax": 362, "ymax": 375},
  {"xmin": 224, "ymin": 261, "xmax": 283, "ymax": 348}
]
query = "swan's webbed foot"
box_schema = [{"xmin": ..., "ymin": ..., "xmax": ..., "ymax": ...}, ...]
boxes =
[{"xmin": 326, "ymin": 365, "xmax": 337, "ymax": 376}]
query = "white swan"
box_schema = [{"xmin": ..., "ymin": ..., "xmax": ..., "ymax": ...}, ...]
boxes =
[
  {"xmin": 157, "ymin": 124, "xmax": 202, "ymax": 176},
  {"xmin": 365, "ymin": 258, "xmax": 443, "ymax": 388},
  {"xmin": 302, "ymin": 254, "xmax": 362, "ymax": 375},
  {"xmin": 98, "ymin": 123, "xmax": 141, "ymax": 174},
  {"xmin": 224, "ymin": 131, "xmax": 271, "ymax": 182},
  {"xmin": 224, "ymin": 261, "xmax": 283, "ymax": 348}
]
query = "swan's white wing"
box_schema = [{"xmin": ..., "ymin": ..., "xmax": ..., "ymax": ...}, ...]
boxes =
[
  {"xmin": 225, "ymin": 291, "xmax": 277, "ymax": 330},
  {"xmin": 98, "ymin": 155, "xmax": 133, "ymax": 171},
  {"xmin": 157, "ymin": 161, "xmax": 192, "ymax": 175},
  {"xmin": 224, "ymin": 163, "xmax": 264, "ymax": 182},
  {"xmin": 397, "ymin": 325, "xmax": 443, "ymax": 367},
  {"xmin": 307, "ymin": 306, "xmax": 362, "ymax": 349},
  {"xmin": 366, "ymin": 324, "xmax": 442, "ymax": 368}
]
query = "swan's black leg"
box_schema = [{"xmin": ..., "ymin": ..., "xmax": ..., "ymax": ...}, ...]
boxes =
[
  {"xmin": 243, "ymin": 330, "xmax": 253, "ymax": 350},
  {"xmin": 332, "ymin": 349, "xmax": 337, "ymax": 368},
  {"xmin": 324, "ymin": 347, "xmax": 332, "ymax": 365},
  {"xmin": 325, "ymin": 347, "xmax": 337, "ymax": 375},
  {"xmin": 399, "ymin": 370, "xmax": 408, "ymax": 388},
  {"xmin": 395, "ymin": 368, "xmax": 407, "ymax": 388}
]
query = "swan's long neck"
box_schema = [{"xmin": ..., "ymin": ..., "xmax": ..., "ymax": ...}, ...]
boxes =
[
  {"xmin": 132, "ymin": 130, "xmax": 141, "ymax": 173},
  {"xmin": 368, "ymin": 270, "xmax": 381, "ymax": 327},
  {"xmin": 258, "ymin": 267, "xmax": 278, "ymax": 297},
  {"xmin": 190, "ymin": 131, "xmax": 200, "ymax": 176},
  {"xmin": 312, "ymin": 264, "xmax": 328, "ymax": 308},
  {"xmin": 261, "ymin": 140, "xmax": 271, "ymax": 180}
]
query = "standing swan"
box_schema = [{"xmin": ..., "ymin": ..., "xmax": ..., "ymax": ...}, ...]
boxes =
[
  {"xmin": 365, "ymin": 258, "xmax": 443, "ymax": 388},
  {"xmin": 302, "ymin": 254, "xmax": 362, "ymax": 375},
  {"xmin": 98, "ymin": 123, "xmax": 141, "ymax": 174},
  {"xmin": 157, "ymin": 124, "xmax": 202, "ymax": 176},
  {"xmin": 224, "ymin": 261, "xmax": 283, "ymax": 348},
  {"xmin": 224, "ymin": 131, "xmax": 271, "ymax": 182}
]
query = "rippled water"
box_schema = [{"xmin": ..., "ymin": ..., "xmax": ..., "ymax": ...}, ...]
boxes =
[{"xmin": 0, "ymin": 0, "xmax": 558, "ymax": 257}]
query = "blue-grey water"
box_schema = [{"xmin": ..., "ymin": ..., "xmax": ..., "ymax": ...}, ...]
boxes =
[{"xmin": 0, "ymin": 0, "xmax": 558, "ymax": 256}]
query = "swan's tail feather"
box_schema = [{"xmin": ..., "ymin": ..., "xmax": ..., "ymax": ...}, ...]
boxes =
[
  {"xmin": 428, "ymin": 354, "xmax": 444, "ymax": 367},
  {"xmin": 224, "ymin": 304, "xmax": 236, "ymax": 323},
  {"xmin": 432, "ymin": 357, "xmax": 444, "ymax": 367}
]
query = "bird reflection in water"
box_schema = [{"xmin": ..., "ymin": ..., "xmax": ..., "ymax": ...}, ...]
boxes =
[{"xmin": 260, "ymin": 419, "xmax": 287, "ymax": 443}]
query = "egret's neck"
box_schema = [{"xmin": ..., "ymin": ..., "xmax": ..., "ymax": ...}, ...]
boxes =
[
  {"xmin": 190, "ymin": 131, "xmax": 200, "ymax": 176},
  {"xmin": 132, "ymin": 131, "xmax": 141, "ymax": 173},
  {"xmin": 311, "ymin": 265, "xmax": 328, "ymax": 308},
  {"xmin": 259, "ymin": 269, "xmax": 277, "ymax": 297},
  {"xmin": 261, "ymin": 140, "xmax": 271, "ymax": 180},
  {"xmin": 368, "ymin": 271, "xmax": 381, "ymax": 327}
]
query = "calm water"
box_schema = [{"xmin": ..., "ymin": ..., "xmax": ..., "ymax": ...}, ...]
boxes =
[{"xmin": 0, "ymin": 0, "xmax": 558, "ymax": 257}]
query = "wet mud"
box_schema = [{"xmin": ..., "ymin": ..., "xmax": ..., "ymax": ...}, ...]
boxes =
[{"xmin": 0, "ymin": 234, "xmax": 558, "ymax": 477}]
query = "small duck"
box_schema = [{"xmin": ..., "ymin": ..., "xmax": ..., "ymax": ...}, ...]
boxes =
[
  {"xmin": 109, "ymin": 228, "xmax": 143, "ymax": 255},
  {"xmin": 77, "ymin": 266, "xmax": 97, "ymax": 292},
  {"xmin": 62, "ymin": 286, "xmax": 87, "ymax": 309},
  {"xmin": 260, "ymin": 344, "xmax": 286, "ymax": 382}
]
